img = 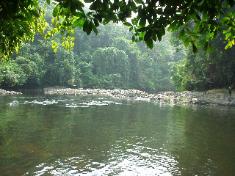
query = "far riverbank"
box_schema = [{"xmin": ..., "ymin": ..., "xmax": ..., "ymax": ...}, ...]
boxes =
[
  {"xmin": 0, "ymin": 89, "xmax": 22, "ymax": 96},
  {"xmin": 44, "ymin": 87, "xmax": 235, "ymax": 106},
  {"xmin": 1, "ymin": 87, "xmax": 234, "ymax": 106}
]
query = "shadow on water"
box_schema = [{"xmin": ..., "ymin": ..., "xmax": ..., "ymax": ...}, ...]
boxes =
[
  {"xmin": 18, "ymin": 88, "xmax": 44, "ymax": 96},
  {"xmin": 0, "ymin": 95, "xmax": 235, "ymax": 175}
]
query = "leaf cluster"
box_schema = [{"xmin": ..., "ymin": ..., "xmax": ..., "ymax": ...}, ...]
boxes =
[{"xmin": 0, "ymin": 0, "xmax": 234, "ymax": 58}]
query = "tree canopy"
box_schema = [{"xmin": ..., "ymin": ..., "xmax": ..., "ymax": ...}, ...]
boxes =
[
  {"xmin": 0, "ymin": 23, "xmax": 182, "ymax": 91},
  {"xmin": 0, "ymin": 0, "xmax": 234, "ymax": 58}
]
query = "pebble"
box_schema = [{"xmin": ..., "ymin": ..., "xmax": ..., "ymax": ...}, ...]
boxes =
[
  {"xmin": 44, "ymin": 88, "xmax": 235, "ymax": 106},
  {"xmin": 0, "ymin": 89, "xmax": 22, "ymax": 96}
]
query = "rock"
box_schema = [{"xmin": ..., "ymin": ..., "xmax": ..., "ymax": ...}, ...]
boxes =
[
  {"xmin": 0, "ymin": 89, "xmax": 22, "ymax": 96},
  {"xmin": 43, "ymin": 87, "xmax": 235, "ymax": 107},
  {"xmin": 9, "ymin": 100, "xmax": 19, "ymax": 106}
]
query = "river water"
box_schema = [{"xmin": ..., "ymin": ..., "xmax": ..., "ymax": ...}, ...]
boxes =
[{"xmin": 0, "ymin": 95, "xmax": 235, "ymax": 176}]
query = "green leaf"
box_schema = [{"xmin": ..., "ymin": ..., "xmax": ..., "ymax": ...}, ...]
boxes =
[
  {"xmin": 156, "ymin": 32, "xmax": 162, "ymax": 41},
  {"xmin": 132, "ymin": 35, "xmax": 136, "ymax": 41},
  {"xmin": 123, "ymin": 22, "xmax": 132, "ymax": 27},
  {"xmin": 93, "ymin": 19, "xmax": 99, "ymax": 27},
  {"xmin": 83, "ymin": 21, "xmax": 93, "ymax": 35},
  {"xmin": 152, "ymin": 34, "xmax": 157, "ymax": 41},
  {"xmin": 138, "ymin": 32, "xmax": 145, "ymax": 40},
  {"xmin": 203, "ymin": 41, "xmax": 209, "ymax": 50},
  {"xmin": 93, "ymin": 27, "xmax": 98, "ymax": 34},
  {"xmin": 73, "ymin": 18, "xmax": 85, "ymax": 28},
  {"xmin": 83, "ymin": 20, "xmax": 89, "ymax": 32},
  {"xmin": 139, "ymin": 18, "xmax": 146, "ymax": 27},
  {"xmin": 146, "ymin": 39, "xmax": 153, "ymax": 48},
  {"xmin": 192, "ymin": 43, "xmax": 197, "ymax": 53},
  {"xmin": 144, "ymin": 30, "xmax": 152, "ymax": 41},
  {"xmin": 131, "ymin": 18, "xmax": 138, "ymax": 25},
  {"xmin": 134, "ymin": 0, "xmax": 142, "ymax": 4},
  {"xmin": 53, "ymin": 5, "xmax": 61, "ymax": 17},
  {"xmin": 90, "ymin": 1, "xmax": 100, "ymax": 10}
]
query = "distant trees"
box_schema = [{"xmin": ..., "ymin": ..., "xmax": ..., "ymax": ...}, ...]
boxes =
[
  {"xmin": 0, "ymin": 61, "xmax": 26, "ymax": 88},
  {"xmin": 43, "ymin": 49, "xmax": 76, "ymax": 86},
  {"xmin": 1, "ymin": 21, "xmax": 234, "ymax": 91},
  {"xmin": 92, "ymin": 47, "xmax": 129, "ymax": 88},
  {"xmin": 172, "ymin": 37, "xmax": 235, "ymax": 91},
  {"xmin": 15, "ymin": 54, "xmax": 45, "ymax": 87},
  {"xmin": 0, "ymin": 24, "xmax": 180, "ymax": 91}
]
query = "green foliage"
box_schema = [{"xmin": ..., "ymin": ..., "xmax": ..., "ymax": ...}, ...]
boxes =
[
  {"xmin": 92, "ymin": 47, "xmax": 129, "ymax": 88},
  {"xmin": 172, "ymin": 37, "xmax": 235, "ymax": 91},
  {"xmin": 15, "ymin": 54, "xmax": 45, "ymax": 86},
  {"xmin": 222, "ymin": 11, "xmax": 235, "ymax": 49},
  {"xmin": 1, "ymin": 0, "xmax": 235, "ymax": 58},
  {"xmin": 42, "ymin": 48, "xmax": 76, "ymax": 86},
  {"xmin": 0, "ymin": 23, "xmax": 181, "ymax": 91},
  {"xmin": 2, "ymin": 19, "xmax": 234, "ymax": 92},
  {"xmin": 0, "ymin": 0, "xmax": 47, "ymax": 59},
  {"xmin": 0, "ymin": 61, "xmax": 26, "ymax": 88},
  {"xmin": 50, "ymin": 0, "xmax": 235, "ymax": 50}
]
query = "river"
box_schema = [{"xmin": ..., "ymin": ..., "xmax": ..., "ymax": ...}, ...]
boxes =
[{"xmin": 0, "ymin": 95, "xmax": 235, "ymax": 175}]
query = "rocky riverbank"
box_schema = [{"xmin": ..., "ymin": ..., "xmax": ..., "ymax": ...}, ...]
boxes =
[
  {"xmin": 44, "ymin": 87, "xmax": 235, "ymax": 106},
  {"xmin": 0, "ymin": 89, "xmax": 22, "ymax": 96}
]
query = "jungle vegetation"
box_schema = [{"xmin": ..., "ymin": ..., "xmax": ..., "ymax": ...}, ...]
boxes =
[
  {"xmin": 0, "ymin": 24, "xmax": 183, "ymax": 91},
  {"xmin": 0, "ymin": 0, "xmax": 234, "ymax": 91},
  {"xmin": 1, "ymin": 0, "xmax": 234, "ymax": 58}
]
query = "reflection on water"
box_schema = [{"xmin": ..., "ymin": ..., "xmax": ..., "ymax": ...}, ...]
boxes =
[
  {"xmin": 0, "ymin": 95, "xmax": 235, "ymax": 176},
  {"xmin": 8, "ymin": 97, "xmax": 123, "ymax": 108},
  {"xmin": 26, "ymin": 137, "xmax": 180, "ymax": 176}
]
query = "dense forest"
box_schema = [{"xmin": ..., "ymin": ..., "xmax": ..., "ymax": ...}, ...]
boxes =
[
  {"xmin": 0, "ymin": 23, "xmax": 183, "ymax": 91},
  {"xmin": 172, "ymin": 36, "xmax": 235, "ymax": 91},
  {"xmin": 0, "ymin": 22, "xmax": 234, "ymax": 92},
  {"xmin": 0, "ymin": 1, "xmax": 234, "ymax": 92}
]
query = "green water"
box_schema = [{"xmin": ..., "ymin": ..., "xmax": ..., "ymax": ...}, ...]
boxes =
[{"xmin": 0, "ymin": 95, "xmax": 235, "ymax": 176}]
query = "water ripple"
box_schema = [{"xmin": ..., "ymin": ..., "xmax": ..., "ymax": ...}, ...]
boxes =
[
  {"xmin": 8, "ymin": 96, "xmax": 123, "ymax": 108},
  {"xmin": 25, "ymin": 137, "xmax": 180, "ymax": 176}
]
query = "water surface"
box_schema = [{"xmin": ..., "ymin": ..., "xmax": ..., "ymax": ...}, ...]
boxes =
[{"xmin": 0, "ymin": 95, "xmax": 235, "ymax": 176}]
